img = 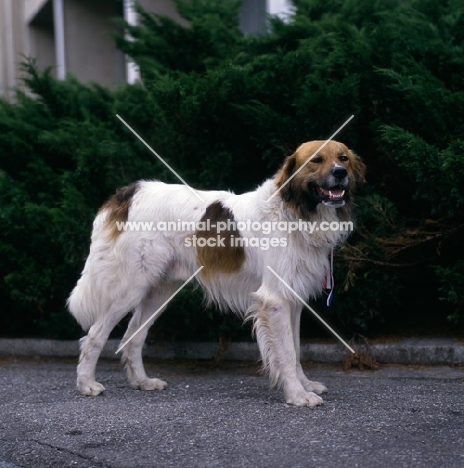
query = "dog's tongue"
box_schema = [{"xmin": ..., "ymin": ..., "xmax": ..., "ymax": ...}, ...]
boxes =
[{"xmin": 317, "ymin": 187, "xmax": 345, "ymax": 199}]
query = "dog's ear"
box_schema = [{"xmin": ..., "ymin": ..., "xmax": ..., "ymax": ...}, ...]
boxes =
[
  {"xmin": 275, "ymin": 153, "xmax": 296, "ymax": 187},
  {"xmin": 274, "ymin": 153, "xmax": 297, "ymax": 202},
  {"xmin": 349, "ymin": 150, "xmax": 367, "ymax": 194}
]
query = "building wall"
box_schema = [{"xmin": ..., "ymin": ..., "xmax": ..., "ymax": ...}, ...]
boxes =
[
  {"xmin": 0, "ymin": 0, "xmax": 184, "ymax": 96},
  {"xmin": 28, "ymin": 0, "xmax": 55, "ymax": 74},
  {"xmin": 0, "ymin": 0, "xmax": 292, "ymax": 98},
  {"xmin": 240, "ymin": 0, "xmax": 267, "ymax": 35},
  {"xmin": 0, "ymin": 0, "xmax": 27, "ymax": 98},
  {"xmin": 24, "ymin": 0, "xmax": 49, "ymax": 24},
  {"xmin": 62, "ymin": 0, "xmax": 124, "ymax": 86}
]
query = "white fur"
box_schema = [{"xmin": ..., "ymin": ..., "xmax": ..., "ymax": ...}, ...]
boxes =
[{"xmin": 68, "ymin": 175, "xmax": 350, "ymax": 406}]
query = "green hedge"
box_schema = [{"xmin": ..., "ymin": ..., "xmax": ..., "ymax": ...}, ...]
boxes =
[{"xmin": 0, "ymin": 0, "xmax": 463, "ymax": 340}]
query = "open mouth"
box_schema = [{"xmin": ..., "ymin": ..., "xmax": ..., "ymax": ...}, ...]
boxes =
[{"xmin": 314, "ymin": 186, "xmax": 346, "ymax": 206}]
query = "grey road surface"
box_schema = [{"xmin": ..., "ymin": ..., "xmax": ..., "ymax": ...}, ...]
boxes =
[{"xmin": 1, "ymin": 357, "xmax": 463, "ymax": 468}]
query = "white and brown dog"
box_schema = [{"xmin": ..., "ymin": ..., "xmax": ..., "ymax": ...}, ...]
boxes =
[{"xmin": 68, "ymin": 140, "xmax": 366, "ymax": 407}]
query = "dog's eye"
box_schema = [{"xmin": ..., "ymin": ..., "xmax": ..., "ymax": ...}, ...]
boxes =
[
  {"xmin": 310, "ymin": 156, "xmax": 323, "ymax": 164},
  {"xmin": 339, "ymin": 155, "xmax": 349, "ymax": 162}
]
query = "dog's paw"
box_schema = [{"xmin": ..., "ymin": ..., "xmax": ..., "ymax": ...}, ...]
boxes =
[
  {"xmin": 131, "ymin": 378, "xmax": 168, "ymax": 391},
  {"xmin": 77, "ymin": 379, "xmax": 105, "ymax": 396},
  {"xmin": 301, "ymin": 380, "xmax": 327, "ymax": 395},
  {"xmin": 285, "ymin": 390, "xmax": 324, "ymax": 408}
]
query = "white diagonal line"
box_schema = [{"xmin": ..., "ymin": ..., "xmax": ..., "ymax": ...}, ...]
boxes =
[
  {"xmin": 266, "ymin": 266, "xmax": 355, "ymax": 353},
  {"xmin": 116, "ymin": 114, "xmax": 205, "ymax": 202},
  {"xmin": 267, "ymin": 114, "xmax": 355, "ymax": 202},
  {"xmin": 116, "ymin": 266, "xmax": 204, "ymax": 354}
]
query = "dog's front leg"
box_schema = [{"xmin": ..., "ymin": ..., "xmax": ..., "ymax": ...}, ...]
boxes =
[
  {"xmin": 291, "ymin": 305, "xmax": 327, "ymax": 395},
  {"xmin": 249, "ymin": 295, "xmax": 323, "ymax": 407}
]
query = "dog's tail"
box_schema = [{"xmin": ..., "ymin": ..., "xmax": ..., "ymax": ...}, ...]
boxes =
[
  {"xmin": 67, "ymin": 213, "xmax": 113, "ymax": 332},
  {"xmin": 67, "ymin": 272, "xmax": 101, "ymax": 332}
]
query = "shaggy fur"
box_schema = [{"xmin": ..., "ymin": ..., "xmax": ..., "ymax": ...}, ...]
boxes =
[{"xmin": 68, "ymin": 140, "xmax": 365, "ymax": 407}]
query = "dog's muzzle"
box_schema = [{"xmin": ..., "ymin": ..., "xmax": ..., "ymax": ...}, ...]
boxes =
[{"xmin": 311, "ymin": 166, "xmax": 348, "ymax": 207}]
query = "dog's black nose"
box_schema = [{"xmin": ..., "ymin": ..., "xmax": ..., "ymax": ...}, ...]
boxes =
[{"xmin": 332, "ymin": 166, "xmax": 348, "ymax": 180}]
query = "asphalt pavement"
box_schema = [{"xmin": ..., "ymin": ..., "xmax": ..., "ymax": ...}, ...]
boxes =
[{"xmin": 1, "ymin": 356, "xmax": 463, "ymax": 468}]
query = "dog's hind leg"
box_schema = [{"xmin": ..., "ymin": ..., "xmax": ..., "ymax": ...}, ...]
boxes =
[
  {"xmin": 76, "ymin": 282, "xmax": 151, "ymax": 396},
  {"xmin": 291, "ymin": 306, "xmax": 327, "ymax": 395},
  {"xmin": 77, "ymin": 304, "xmax": 133, "ymax": 396},
  {"xmin": 120, "ymin": 283, "xmax": 179, "ymax": 391}
]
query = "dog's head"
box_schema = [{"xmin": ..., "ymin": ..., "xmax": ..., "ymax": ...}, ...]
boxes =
[{"xmin": 274, "ymin": 140, "xmax": 366, "ymax": 218}]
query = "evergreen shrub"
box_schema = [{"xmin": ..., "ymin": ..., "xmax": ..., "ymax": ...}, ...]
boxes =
[{"xmin": 0, "ymin": 0, "xmax": 463, "ymax": 339}]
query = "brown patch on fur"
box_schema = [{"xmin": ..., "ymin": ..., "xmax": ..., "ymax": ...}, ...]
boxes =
[
  {"xmin": 196, "ymin": 201, "xmax": 245, "ymax": 278},
  {"xmin": 99, "ymin": 182, "xmax": 140, "ymax": 240}
]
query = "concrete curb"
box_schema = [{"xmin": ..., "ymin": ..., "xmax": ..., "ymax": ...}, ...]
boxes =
[{"xmin": 1, "ymin": 338, "xmax": 464, "ymax": 365}]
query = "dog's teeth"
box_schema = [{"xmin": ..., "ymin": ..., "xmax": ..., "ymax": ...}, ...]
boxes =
[
  {"xmin": 329, "ymin": 190, "xmax": 333, "ymax": 198},
  {"xmin": 341, "ymin": 190, "xmax": 345, "ymax": 197}
]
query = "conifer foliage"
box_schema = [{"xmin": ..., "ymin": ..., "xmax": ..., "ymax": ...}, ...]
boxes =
[{"xmin": 0, "ymin": 0, "xmax": 463, "ymax": 338}]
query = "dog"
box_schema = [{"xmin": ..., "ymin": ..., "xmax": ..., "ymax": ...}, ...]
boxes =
[{"xmin": 67, "ymin": 140, "xmax": 365, "ymax": 407}]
